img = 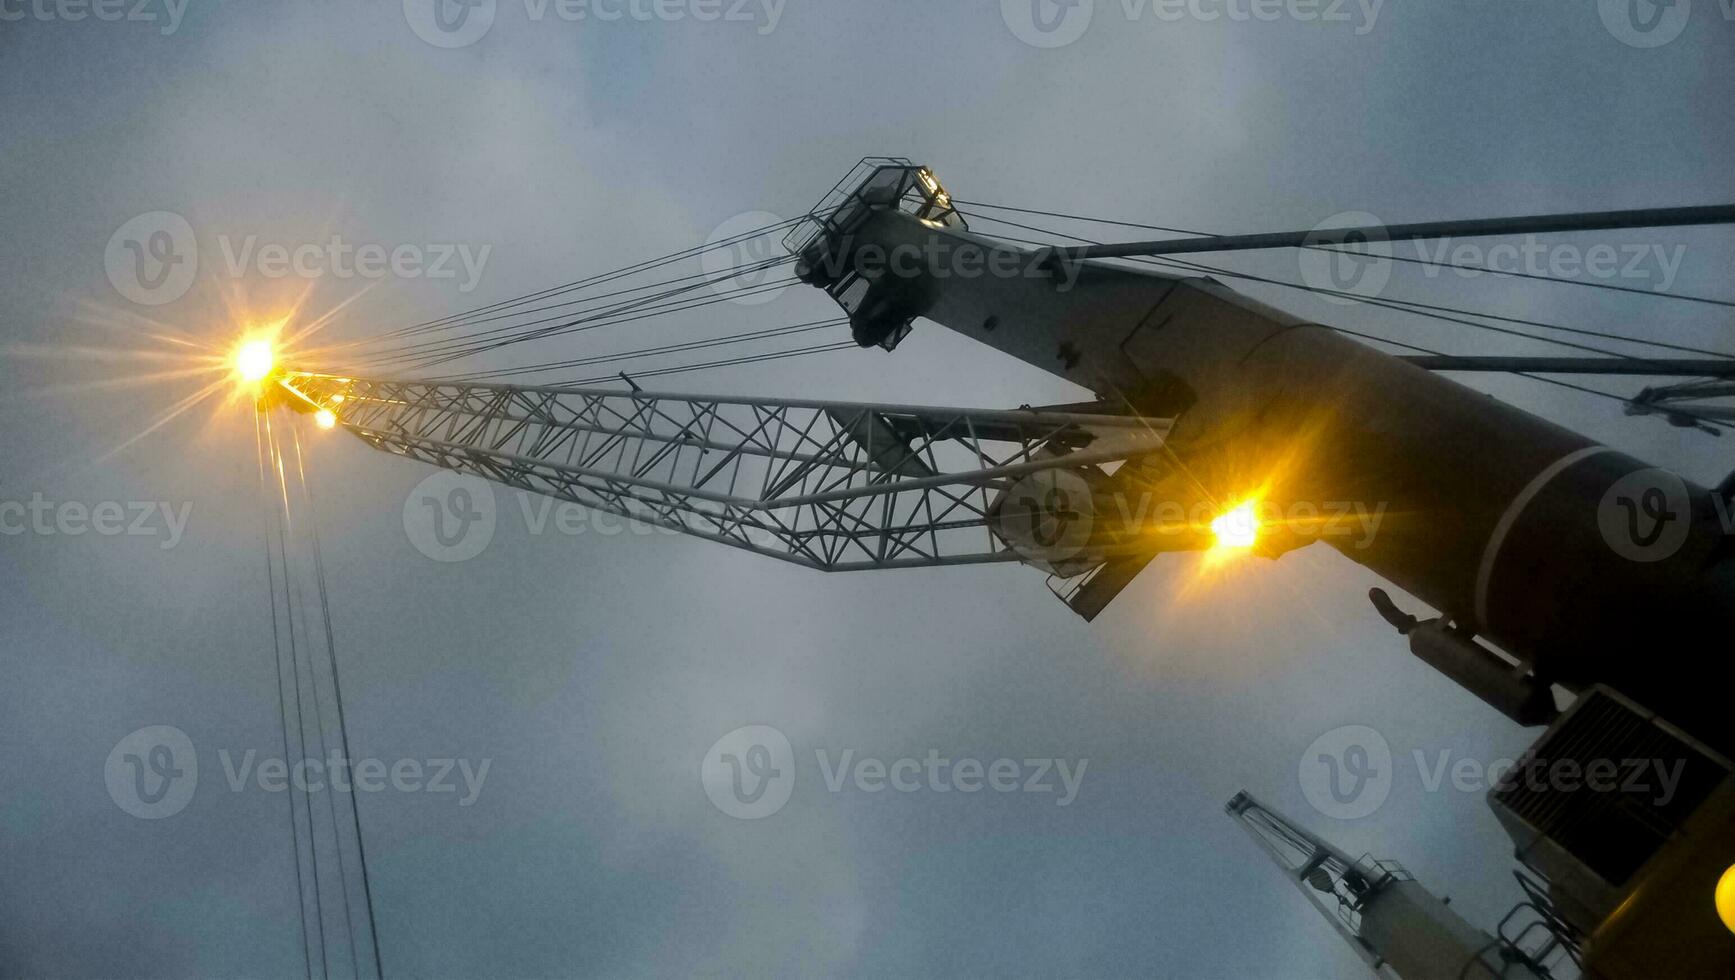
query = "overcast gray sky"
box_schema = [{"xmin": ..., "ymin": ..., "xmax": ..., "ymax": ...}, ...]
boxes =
[{"xmin": 3, "ymin": 1, "xmax": 1733, "ymax": 977}]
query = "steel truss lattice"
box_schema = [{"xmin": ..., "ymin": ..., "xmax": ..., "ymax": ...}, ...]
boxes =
[{"xmin": 281, "ymin": 374, "xmax": 1172, "ymax": 571}]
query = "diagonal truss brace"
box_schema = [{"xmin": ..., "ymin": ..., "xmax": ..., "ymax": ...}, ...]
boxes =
[{"xmin": 280, "ymin": 373, "xmax": 1173, "ymax": 571}]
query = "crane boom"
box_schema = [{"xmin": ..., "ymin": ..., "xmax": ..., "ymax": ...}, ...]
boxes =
[
  {"xmin": 278, "ymin": 373, "xmax": 1174, "ymax": 572},
  {"xmin": 1225, "ymin": 791, "xmax": 1553, "ymax": 980}
]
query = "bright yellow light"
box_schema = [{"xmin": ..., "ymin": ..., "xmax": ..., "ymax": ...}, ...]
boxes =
[
  {"xmin": 1717, "ymin": 863, "xmax": 1735, "ymax": 935},
  {"xmin": 234, "ymin": 339, "xmax": 276, "ymax": 382},
  {"xmin": 314, "ymin": 409, "xmax": 337, "ymax": 430},
  {"xmin": 1211, "ymin": 501, "xmax": 1260, "ymax": 550}
]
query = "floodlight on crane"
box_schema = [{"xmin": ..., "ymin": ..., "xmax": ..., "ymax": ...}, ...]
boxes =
[
  {"xmin": 1718, "ymin": 863, "xmax": 1735, "ymax": 935},
  {"xmin": 1209, "ymin": 501, "xmax": 1260, "ymax": 550},
  {"xmin": 234, "ymin": 338, "xmax": 276, "ymax": 383}
]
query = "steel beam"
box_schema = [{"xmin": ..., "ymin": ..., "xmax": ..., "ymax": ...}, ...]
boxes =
[
  {"xmin": 1055, "ymin": 204, "xmax": 1735, "ymax": 261},
  {"xmin": 1399, "ymin": 356, "xmax": 1735, "ymax": 377}
]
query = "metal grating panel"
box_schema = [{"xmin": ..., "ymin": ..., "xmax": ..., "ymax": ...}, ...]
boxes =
[{"xmin": 1491, "ymin": 687, "xmax": 1730, "ymax": 887}]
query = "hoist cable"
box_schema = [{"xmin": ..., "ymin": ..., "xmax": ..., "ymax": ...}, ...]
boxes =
[
  {"xmin": 360, "ymin": 213, "xmax": 810, "ymax": 344},
  {"xmin": 291, "ymin": 426, "xmax": 385, "ymax": 980},
  {"xmin": 255, "ymin": 413, "xmax": 315, "ymax": 980},
  {"xmin": 264, "ymin": 412, "xmax": 331, "ymax": 978},
  {"xmin": 368, "ymin": 264, "xmax": 800, "ymax": 370},
  {"xmin": 433, "ymin": 317, "xmax": 848, "ymax": 382},
  {"xmin": 560, "ymin": 338, "xmax": 858, "ymax": 386}
]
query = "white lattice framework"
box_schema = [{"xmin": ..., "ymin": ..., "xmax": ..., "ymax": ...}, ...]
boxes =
[{"xmin": 279, "ymin": 373, "xmax": 1172, "ymax": 571}]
